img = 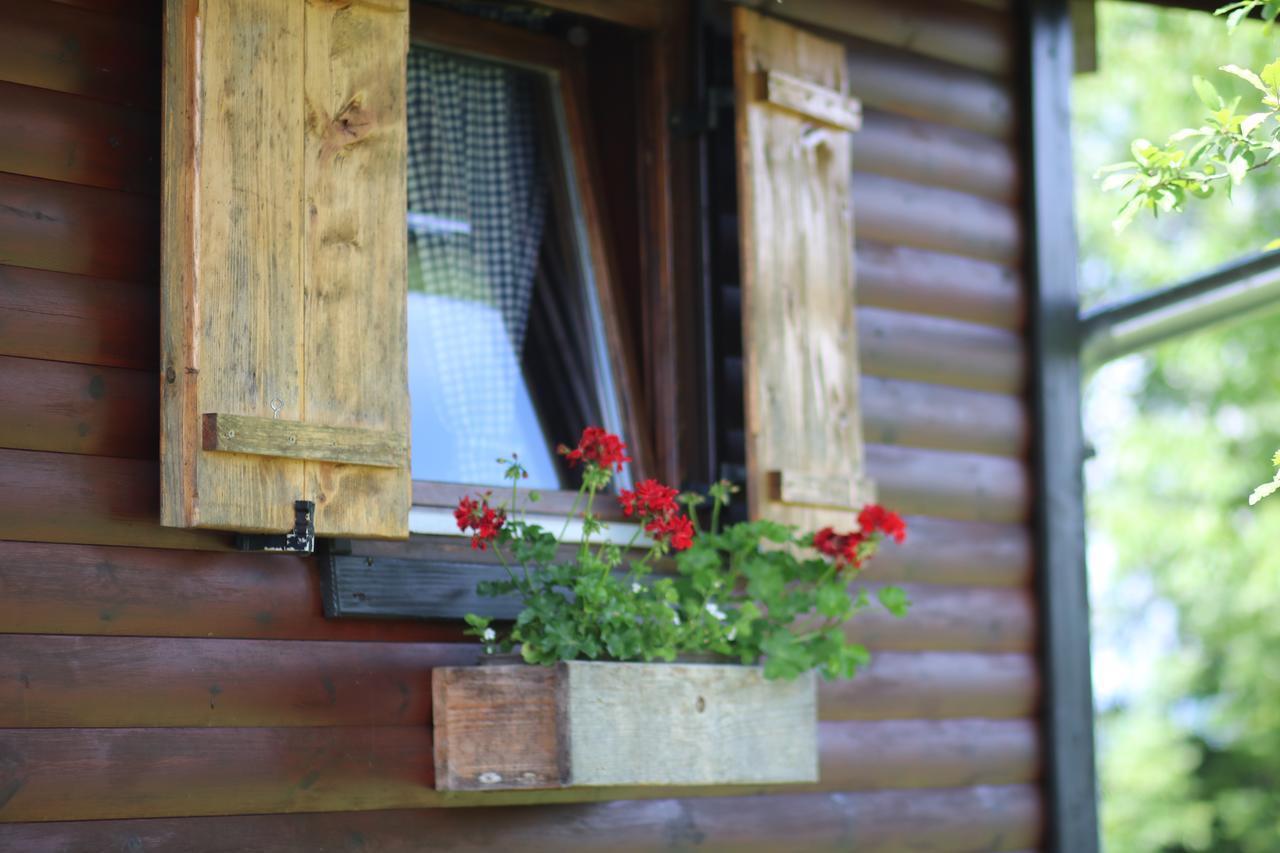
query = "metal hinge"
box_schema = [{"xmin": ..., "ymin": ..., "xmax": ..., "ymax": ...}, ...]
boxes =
[{"xmin": 235, "ymin": 500, "xmax": 315, "ymax": 554}]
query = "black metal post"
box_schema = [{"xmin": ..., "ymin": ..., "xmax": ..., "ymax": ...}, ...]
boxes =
[{"xmin": 1024, "ymin": 1, "xmax": 1099, "ymax": 850}]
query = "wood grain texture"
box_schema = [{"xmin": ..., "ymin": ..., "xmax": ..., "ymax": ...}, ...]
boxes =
[
  {"xmin": 0, "ymin": 265, "xmax": 157, "ymax": 370},
  {"xmin": 821, "ymin": 652, "xmax": 1037, "ymax": 720},
  {"xmin": 852, "ymin": 515, "xmax": 1032, "ymax": 587},
  {"xmin": 866, "ymin": 443, "xmax": 1030, "ymax": 525},
  {"xmin": 432, "ymin": 665, "xmax": 566, "ymax": 792},
  {"xmin": 0, "ymin": 786, "xmax": 1042, "ymax": 850},
  {"xmin": 861, "ymin": 376, "xmax": 1027, "ymax": 457},
  {"xmin": 734, "ymin": 9, "xmax": 868, "ymax": 530},
  {"xmin": 0, "ymin": 172, "xmax": 156, "ymax": 282},
  {"xmin": 844, "ymin": 35, "xmax": 1014, "ymax": 138},
  {"xmin": 203, "ymin": 413, "xmax": 406, "ymax": 468},
  {"xmin": 0, "ymin": 0, "xmax": 159, "ymax": 108},
  {"xmin": 760, "ymin": 68, "xmax": 862, "ymax": 131},
  {"xmin": 0, "ymin": 540, "xmax": 465, "ymax": 642},
  {"xmin": 531, "ymin": 0, "xmax": 664, "ymax": 29},
  {"xmin": 854, "ymin": 172, "xmax": 1021, "ymax": 264},
  {"xmin": 0, "ymin": 635, "xmax": 477, "ymax": 728},
  {"xmin": 162, "ymin": 0, "xmax": 306, "ymax": 535},
  {"xmin": 844, "ymin": 584, "xmax": 1034, "ymax": 653},
  {"xmin": 855, "ymin": 239, "xmax": 1024, "ymax": 330},
  {"xmin": 0, "ymin": 356, "xmax": 155, "ymax": 458},
  {"xmin": 756, "ymin": 0, "xmax": 1012, "ymax": 76},
  {"xmin": 0, "ymin": 636, "xmax": 1035, "ymax": 728},
  {"xmin": 565, "ymin": 663, "xmax": 817, "ymax": 787},
  {"xmin": 0, "ymin": 450, "xmax": 225, "ymax": 550},
  {"xmin": 0, "ymin": 720, "xmax": 1034, "ymax": 820},
  {"xmin": 0, "ymin": 80, "xmax": 157, "ymax": 193},
  {"xmin": 858, "ymin": 305, "xmax": 1026, "ymax": 394},
  {"xmin": 856, "ymin": 108, "xmax": 1018, "ymax": 202},
  {"xmin": 301, "ymin": 0, "xmax": 410, "ymax": 538}
]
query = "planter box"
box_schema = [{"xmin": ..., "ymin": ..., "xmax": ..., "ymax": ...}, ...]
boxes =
[{"xmin": 432, "ymin": 661, "xmax": 818, "ymax": 791}]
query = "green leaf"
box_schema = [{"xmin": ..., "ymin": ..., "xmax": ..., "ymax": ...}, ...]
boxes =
[
  {"xmin": 816, "ymin": 583, "xmax": 852, "ymax": 618},
  {"xmin": 876, "ymin": 586, "xmax": 911, "ymax": 618},
  {"xmin": 1260, "ymin": 59, "xmax": 1280, "ymax": 91},
  {"xmin": 1221, "ymin": 64, "xmax": 1269, "ymax": 94},
  {"xmin": 1194, "ymin": 75, "xmax": 1225, "ymax": 109},
  {"xmin": 1264, "ymin": 237, "xmax": 1280, "ymax": 251}
]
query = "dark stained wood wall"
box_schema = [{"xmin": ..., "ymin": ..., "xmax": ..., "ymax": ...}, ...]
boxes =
[{"xmin": 0, "ymin": 0, "xmax": 1041, "ymax": 848}]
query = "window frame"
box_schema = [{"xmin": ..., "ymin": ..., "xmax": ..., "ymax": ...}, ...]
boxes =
[{"xmin": 395, "ymin": 1, "xmax": 696, "ymax": 541}]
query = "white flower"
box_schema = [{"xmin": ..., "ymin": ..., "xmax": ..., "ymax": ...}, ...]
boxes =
[
  {"xmin": 482, "ymin": 627, "xmax": 496, "ymax": 642},
  {"xmin": 632, "ymin": 582, "xmax": 643, "ymax": 594},
  {"xmin": 727, "ymin": 627, "xmax": 737, "ymax": 641},
  {"xmin": 705, "ymin": 601, "xmax": 727, "ymax": 621}
]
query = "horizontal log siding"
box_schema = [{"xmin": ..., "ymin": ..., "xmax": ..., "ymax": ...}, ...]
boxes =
[{"xmin": 0, "ymin": 0, "xmax": 1042, "ymax": 849}]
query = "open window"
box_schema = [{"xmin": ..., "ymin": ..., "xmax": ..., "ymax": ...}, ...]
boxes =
[{"xmin": 405, "ymin": 5, "xmax": 646, "ymax": 514}]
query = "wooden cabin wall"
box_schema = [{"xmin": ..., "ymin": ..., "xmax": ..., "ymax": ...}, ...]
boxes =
[{"xmin": 0, "ymin": 0, "xmax": 1041, "ymax": 849}]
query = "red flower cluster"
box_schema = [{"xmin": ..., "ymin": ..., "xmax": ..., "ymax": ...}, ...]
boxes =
[
  {"xmin": 858, "ymin": 503, "xmax": 907, "ymax": 544},
  {"xmin": 559, "ymin": 426, "xmax": 631, "ymax": 472},
  {"xmin": 619, "ymin": 478, "xmax": 694, "ymax": 551},
  {"xmin": 814, "ymin": 503, "xmax": 907, "ymax": 570},
  {"xmin": 454, "ymin": 495, "xmax": 506, "ymax": 551}
]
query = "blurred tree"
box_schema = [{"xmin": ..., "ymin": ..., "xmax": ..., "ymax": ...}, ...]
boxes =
[{"xmin": 1075, "ymin": 3, "xmax": 1280, "ymax": 851}]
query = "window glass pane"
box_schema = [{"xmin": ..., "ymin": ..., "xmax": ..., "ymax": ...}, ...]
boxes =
[{"xmin": 405, "ymin": 45, "xmax": 611, "ymax": 491}]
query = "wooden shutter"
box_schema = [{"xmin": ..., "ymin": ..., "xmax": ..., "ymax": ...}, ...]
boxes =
[
  {"xmin": 732, "ymin": 8, "xmax": 873, "ymax": 529},
  {"xmin": 161, "ymin": 0, "xmax": 410, "ymax": 539}
]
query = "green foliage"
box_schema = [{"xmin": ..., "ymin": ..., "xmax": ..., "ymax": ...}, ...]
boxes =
[
  {"xmin": 462, "ymin": 456, "xmax": 907, "ymax": 681},
  {"xmin": 1076, "ymin": 4, "xmax": 1280, "ymax": 850}
]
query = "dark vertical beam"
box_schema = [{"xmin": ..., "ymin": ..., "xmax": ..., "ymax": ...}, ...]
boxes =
[{"xmin": 1023, "ymin": 1, "xmax": 1099, "ymax": 851}]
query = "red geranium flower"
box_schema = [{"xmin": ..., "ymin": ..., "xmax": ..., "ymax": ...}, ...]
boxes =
[
  {"xmin": 619, "ymin": 479, "xmax": 680, "ymax": 519},
  {"xmin": 559, "ymin": 426, "xmax": 631, "ymax": 472},
  {"xmin": 454, "ymin": 494, "xmax": 506, "ymax": 551},
  {"xmin": 645, "ymin": 511, "xmax": 695, "ymax": 551},
  {"xmin": 858, "ymin": 503, "xmax": 907, "ymax": 544},
  {"xmin": 814, "ymin": 526, "xmax": 866, "ymax": 570}
]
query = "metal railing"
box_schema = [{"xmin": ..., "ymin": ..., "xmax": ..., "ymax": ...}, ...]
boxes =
[{"xmin": 1080, "ymin": 250, "xmax": 1280, "ymax": 370}]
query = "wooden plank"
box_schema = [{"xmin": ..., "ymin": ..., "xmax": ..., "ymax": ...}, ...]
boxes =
[
  {"xmin": 861, "ymin": 376, "xmax": 1028, "ymax": 457},
  {"xmin": 734, "ymin": 9, "xmax": 869, "ymax": 532},
  {"xmin": 532, "ymin": 0, "xmax": 665, "ymax": 29},
  {"xmin": 0, "ymin": 265, "xmax": 157, "ymax": 370},
  {"xmin": 844, "ymin": 35, "xmax": 1014, "ymax": 138},
  {"xmin": 0, "ymin": 540, "xmax": 466, "ymax": 642},
  {"xmin": 0, "ymin": 0, "xmax": 159, "ymax": 108},
  {"xmin": 0, "ymin": 721, "xmax": 1035, "ymax": 820},
  {"xmin": 0, "ymin": 450, "xmax": 225, "ymax": 550},
  {"xmin": 0, "ymin": 80, "xmax": 157, "ymax": 193},
  {"xmin": 0, "ymin": 172, "xmax": 156, "ymax": 282},
  {"xmin": 0, "ymin": 356, "xmax": 155, "ymax": 458},
  {"xmin": 758, "ymin": 0, "xmax": 1013, "ymax": 77},
  {"xmin": 301, "ymin": 0, "xmax": 410, "ymax": 538},
  {"xmin": 866, "ymin": 442, "xmax": 1030, "ymax": 525},
  {"xmin": 759, "ymin": 68, "xmax": 862, "ymax": 131},
  {"xmin": 855, "ymin": 240, "xmax": 1024, "ymax": 330},
  {"xmin": 1027, "ymin": 2, "xmax": 1100, "ymax": 849},
  {"xmin": 864, "ymin": 515, "xmax": 1032, "ymax": 587},
  {"xmin": 431, "ymin": 665, "xmax": 566, "ymax": 791},
  {"xmin": 0, "ymin": 786, "xmax": 1043, "ymax": 850},
  {"xmin": 563, "ymin": 662, "xmax": 817, "ymax": 787},
  {"xmin": 858, "ymin": 306, "xmax": 1025, "ymax": 394},
  {"xmin": 820, "ymin": 652, "xmax": 1037, "ymax": 720},
  {"xmin": 0, "ymin": 638, "xmax": 1036, "ymax": 728},
  {"xmin": 202, "ymin": 413, "xmax": 406, "ymax": 469},
  {"xmin": 162, "ymin": 0, "xmax": 306, "ymax": 535},
  {"xmin": 844, "ymin": 584, "xmax": 1034, "ymax": 653},
  {"xmin": 0, "ymin": 635, "xmax": 477, "ymax": 728},
  {"xmin": 769, "ymin": 469, "xmax": 875, "ymax": 509},
  {"xmin": 854, "ymin": 172, "xmax": 1021, "ymax": 264},
  {"xmin": 856, "ymin": 108, "xmax": 1018, "ymax": 203}
]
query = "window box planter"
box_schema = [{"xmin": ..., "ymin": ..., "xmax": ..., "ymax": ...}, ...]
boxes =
[{"xmin": 432, "ymin": 661, "xmax": 818, "ymax": 791}]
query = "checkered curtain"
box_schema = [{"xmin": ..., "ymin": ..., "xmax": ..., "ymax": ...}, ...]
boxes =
[{"xmin": 406, "ymin": 47, "xmax": 547, "ymax": 483}]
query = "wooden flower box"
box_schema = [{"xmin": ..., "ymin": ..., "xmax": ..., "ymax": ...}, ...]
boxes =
[{"xmin": 432, "ymin": 661, "xmax": 818, "ymax": 791}]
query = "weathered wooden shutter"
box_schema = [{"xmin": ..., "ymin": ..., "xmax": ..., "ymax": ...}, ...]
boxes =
[
  {"xmin": 161, "ymin": 0, "xmax": 410, "ymax": 539},
  {"xmin": 733, "ymin": 8, "xmax": 873, "ymax": 529}
]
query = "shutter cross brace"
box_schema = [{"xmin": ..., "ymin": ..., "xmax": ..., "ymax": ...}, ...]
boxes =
[{"xmin": 235, "ymin": 500, "xmax": 316, "ymax": 553}]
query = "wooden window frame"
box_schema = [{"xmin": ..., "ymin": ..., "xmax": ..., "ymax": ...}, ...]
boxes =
[{"xmin": 401, "ymin": 1, "xmax": 689, "ymax": 532}]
